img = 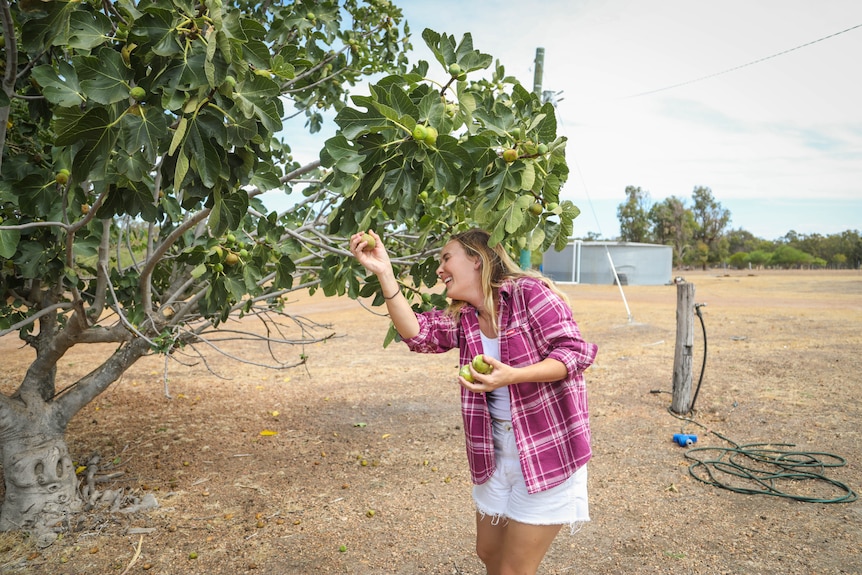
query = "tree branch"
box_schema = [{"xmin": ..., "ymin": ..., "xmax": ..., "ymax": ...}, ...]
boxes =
[
  {"xmin": 88, "ymin": 219, "xmax": 112, "ymax": 319},
  {"xmin": 0, "ymin": 0, "xmax": 18, "ymax": 173},
  {"xmin": 0, "ymin": 302, "xmax": 73, "ymax": 338},
  {"xmin": 139, "ymin": 208, "xmax": 211, "ymax": 312}
]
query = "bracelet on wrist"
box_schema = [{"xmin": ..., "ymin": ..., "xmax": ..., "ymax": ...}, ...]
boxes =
[{"xmin": 383, "ymin": 288, "xmax": 399, "ymax": 300}]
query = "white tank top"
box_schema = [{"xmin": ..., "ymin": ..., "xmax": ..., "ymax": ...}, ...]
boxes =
[{"xmin": 480, "ymin": 333, "xmax": 511, "ymax": 421}]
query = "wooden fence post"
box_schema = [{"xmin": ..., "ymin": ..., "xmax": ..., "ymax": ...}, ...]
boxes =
[{"xmin": 671, "ymin": 281, "xmax": 695, "ymax": 414}]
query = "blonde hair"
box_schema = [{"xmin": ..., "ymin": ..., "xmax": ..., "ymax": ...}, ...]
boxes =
[{"xmin": 445, "ymin": 228, "xmax": 569, "ymax": 333}]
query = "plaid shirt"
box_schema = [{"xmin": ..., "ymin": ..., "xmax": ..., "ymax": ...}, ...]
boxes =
[{"xmin": 403, "ymin": 276, "xmax": 597, "ymax": 494}]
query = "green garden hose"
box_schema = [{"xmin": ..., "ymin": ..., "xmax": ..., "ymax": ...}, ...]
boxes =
[{"xmin": 671, "ymin": 411, "xmax": 857, "ymax": 504}]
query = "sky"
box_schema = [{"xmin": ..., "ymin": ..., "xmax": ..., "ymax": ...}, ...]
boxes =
[{"xmin": 268, "ymin": 0, "xmax": 862, "ymax": 241}]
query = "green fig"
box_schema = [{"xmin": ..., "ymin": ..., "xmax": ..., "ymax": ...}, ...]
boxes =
[
  {"xmin": 459, "ymin": 364, "xmax": 474, "ymax": 383},
  {"xmin": 472, "ymin": 355, "xmax": 493, "ymax": 375}
]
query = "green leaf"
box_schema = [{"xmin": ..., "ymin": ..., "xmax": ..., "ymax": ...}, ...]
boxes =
[
  {"xmin": 132, "ymin": 8, "xmax": 183, "ymax": 57},
  {"xmin": 477, "ymin": 160, "xmax": 523, "ymax": 202},
  {"xmin": 76, "ymin": 48, "xmax": 133, "ymax": 105},
  {"xmin": 169, "ymin": 116, "xmax": 188, "ymax": 156},
  {"xmin": 174, "ymin": 150, "xmax": 190, "ymax": 189},
  {"xmin": 16, "ymin": 241, "xmax": 52, "ymax": 278},
  {"xmin": 9, "ymin": 175, "xmax": 57, "ymax": 218},
  {"xmin": 384, "ymin": 84, "xmax": 419, "ymax": 120},
  {"xmin": 120, "ymin": 105, "xmax": 168, "ymax": 162},
  {"xmin": 426, "ymin": 136, "xmax": 471, "ymax": 193},
  {"xmin": 383, "ymin": 323, "xmax": 399, "ymax": 348},
  {"xmin": 321, "ymin": 135, "xmax": 363, "ymax": 174},
  {"xmin": 209, "ymin": 189, "xmax": 249, "ymax": 237},
  {"xmin": 32, "ymin": 61, "xmax": 85, "ymax": 107},
  {"xmin": 528, "ymin": 227, "xmax": 546, "ymax": 251},
  {"xmin": 67, "ymin": 10, "xmax": 113, "ymax": 50},
  {"xmin": 54, "ymin": 107, "xmax": 120, "ymax": 181},
  {"xmin": 185, "ymin": 115, "xmax": 226, "ymax": 188},
  {"xmin": 535, "ymin": 102, "xmax": 559, "ymax": 144},
  {"xmin": 20, "ymin": 1, "xmax": 74, "ymax": 52},
  {"xmin": 273, "ymin": 255, "xmax": 296, "ymax": 290},
  {"xmin": 504, "ymin": 199, "xmax": 525, "ymax": 234},
  {"xmin": 270, "ymin": 53, "xmax": 296, "ymax": 79},
  {"xmin": 233, "ymin": 75, "xmax": 283, "ymax": 132},
  {"xmin": 0, "ymin": 229, "xmax": 21, "ymax": 259},
  {"xmin": 98, "ymin": 179, "xmax": 159, "ymax": 221},
  {"xmin": 335, "ymin": 96, "xmax": 389, "ymax": 139},
  {"xmin": 224, "ymin": 275, "xmax": 247, "ymax": 301},
  {"xmin": 520, "ymin": 162, "xmax": 536, "ymax": 192}
]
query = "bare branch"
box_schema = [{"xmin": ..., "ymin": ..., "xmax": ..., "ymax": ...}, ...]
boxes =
[
  {"xmin": 0, "ymin": 0, "xmax": 17, "ymax": 172},
  {"xmin": 0, "ymin": 221, "xmax": 71, "ymax": 233},
  {"xmin": 88, "ymin": 219, "xmax": 112, "ymax": 319},
  {"xmin": 139, "ymin": 208, "xmax": 211, "ymax": 312},
  {"xmin": 0, "ymin": 302, "xmax": 74, "ymax": 338},
  {"xmin": 101, "ymin": 263, "xmax": 158, "ymax": 349}
]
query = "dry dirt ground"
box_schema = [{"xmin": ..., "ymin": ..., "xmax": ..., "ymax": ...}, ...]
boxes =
[{"xmin": 1, "ymin": 270, "xmax": 861, "ymax": 575}]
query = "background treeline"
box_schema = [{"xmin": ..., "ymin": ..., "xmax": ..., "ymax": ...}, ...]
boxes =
[{"xmin": 599, "ymin": 185, "xmax": 861, "ymax": 270}]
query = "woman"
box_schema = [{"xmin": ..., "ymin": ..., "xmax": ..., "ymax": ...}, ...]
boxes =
[{"xmin": 349, "ymin": 228, "xmax": 597, "ymax": 575}]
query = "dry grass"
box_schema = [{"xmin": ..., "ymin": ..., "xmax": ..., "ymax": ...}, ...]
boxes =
[{"xmin": 0, "ymin": 269, "xmax": 860, "ymax": 574}]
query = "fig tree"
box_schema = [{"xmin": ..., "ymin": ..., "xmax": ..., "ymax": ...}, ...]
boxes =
[
  {"xmin": 448, "ymin": 63, "xmax": 462, "ymax": 76},
  {"xmin": 129, "ymin": 86, "xmax": 146, "ymax": 101},
  {"xmin": 424, "ymin": 126, "xmax": 438, "ymax": 146},
  {"xmin": 537, "ymin": 143, "xmax": 549, "ymax": 154},
  {"xmin": 502, "ymin": 149, "xmax": 518, "ymax": 163},
  {"xmin": 529, "ymin": 203, "xmax": 543, "ymax": 216}
]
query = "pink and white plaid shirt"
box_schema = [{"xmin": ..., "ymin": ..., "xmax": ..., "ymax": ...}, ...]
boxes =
[{"xmin": 403, "ymin": 276, "xmax": 598, "ymax": 494}]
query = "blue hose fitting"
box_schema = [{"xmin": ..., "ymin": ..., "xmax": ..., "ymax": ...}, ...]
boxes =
[{"xmin": 673, "ymin": 433, "xmax": 698, "ymax": 447}]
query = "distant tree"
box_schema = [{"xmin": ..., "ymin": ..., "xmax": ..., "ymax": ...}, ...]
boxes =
[
  {"xmin": 725, "ymin": 228, "xmax": 764, "ymax": 255},
  {"xmin": 843, "ymin": 230, "xmax": 862, "ymax": 268},
  {"xmin": 748, "ymin": 250, "xmax": 772, "ymax": 268},
  {"xmin": 582, "ymin": 231, "xmax": 603, "ymax": 241},
  {"xmin": 694, "ymin": 240, "xmax": 710, "ymax": 270},
  {"xmin": 781, "ymin": 229, "xmax": 862, "ymax": 269},
  {"xmin": 771, "ymin": 245, "xmax": 815, "ymax": 268},
  {"xmin": 648, "ymin": 196, "xmax": 693, "ymax": 268},
  {"xmin": 728, "ymin": 251, "xmax": 750, "ymax": 269},
  {"xmin": 616, "ymin": 185, "xmax": 651, "ymax": 242},
  {"xmin": 691, "ymin": 186, "xmax": 730, "ymax": 269}
]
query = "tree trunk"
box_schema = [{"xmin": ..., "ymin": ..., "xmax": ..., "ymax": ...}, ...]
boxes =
[{"xmin": 0, "ymin": 414, "xmax": 81, "ymax": 547}]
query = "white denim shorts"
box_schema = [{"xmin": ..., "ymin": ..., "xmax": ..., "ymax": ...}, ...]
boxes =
[{"xmin": 472, "ymin": 419, "xmax": 590, "ymax": 527}]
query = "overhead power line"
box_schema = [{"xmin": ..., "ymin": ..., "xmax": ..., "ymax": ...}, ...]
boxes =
[{"xmin": 625, "ymin": 22, "xmax": 862, "ymax": 98}]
